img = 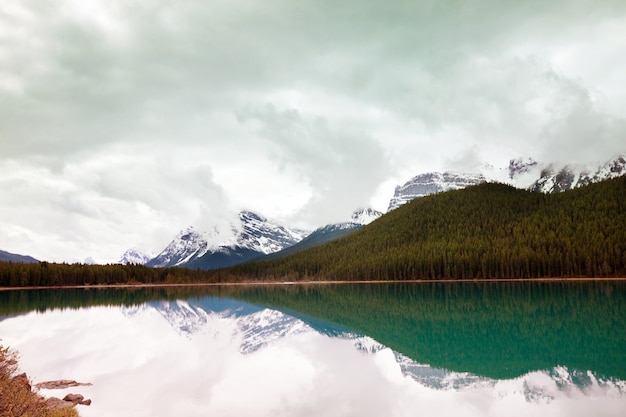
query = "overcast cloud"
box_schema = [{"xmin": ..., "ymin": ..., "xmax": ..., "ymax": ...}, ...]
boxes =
[{"xmin": 1, "ymin": 0, "xmax": 625, "ymax": 262}]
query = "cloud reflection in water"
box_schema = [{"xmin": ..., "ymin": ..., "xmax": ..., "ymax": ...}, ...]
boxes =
[{"xmin": 0, "ymin": 304, "xmax": 624, "ymax": 417}]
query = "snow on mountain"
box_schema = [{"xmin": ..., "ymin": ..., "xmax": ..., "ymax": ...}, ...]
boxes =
[
  {"xmin": 237, "ymin": 211, "xmax": 309, "ymax": 254},
  {"xmin": 387, "ymin": 172, "xmax": 486, "ymax": 211},
  {"xmin": 118, "ymin": 248, "xmax": 152, "ymax": 265},
  {"xmin": 146, "ymin": 211, "xmax": 309, "ymax": 268},
  {"xmin": 487, "ymin": 157, "xmax": 544, "ymax": 189},
  {"xmin": 146, "ymin": 227, "xmax": 211, "ymax": 268},
  {"xmin": 350, "ymin": 208, "xmax": 383, "ymax": 225},
  {"xmin": 388, "ymin": 154, "xmax": 626, "ymax": 211},
  {"xmin": 531, "ymin": 154, "xmax": 626, "ymax": 193}
]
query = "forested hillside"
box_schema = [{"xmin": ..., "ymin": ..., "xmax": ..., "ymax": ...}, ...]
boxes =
[{"xmin": 222, "ymin": 176, "xmax": 626, "ymax": 281}]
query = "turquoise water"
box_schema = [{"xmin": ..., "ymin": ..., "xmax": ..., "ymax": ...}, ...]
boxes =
[{"xmin": 1, "ymin": 282, "xmax": 625, "ymax": 416}]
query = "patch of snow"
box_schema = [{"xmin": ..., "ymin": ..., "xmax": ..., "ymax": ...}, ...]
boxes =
[
  {"xmin": 147, "ymin": 211, "xmax": 311, "ymax": 267},
  {"xmin": 118, "ymin": 248, "xmax": 152, "ymax": 265},
  {"xmin": 350, "ymin": 208, "xmax": 383, "ymax": 225}
]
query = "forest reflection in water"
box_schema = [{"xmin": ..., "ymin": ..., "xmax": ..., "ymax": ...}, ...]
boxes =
[{"xmin": 0, "ymin": 281, "xmax": 625, "ymax": 417}]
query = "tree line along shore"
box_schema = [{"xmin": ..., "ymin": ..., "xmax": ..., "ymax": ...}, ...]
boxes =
[{"xmin": 1, "ymin": 176, "xmax": 625, "ymax": 287}]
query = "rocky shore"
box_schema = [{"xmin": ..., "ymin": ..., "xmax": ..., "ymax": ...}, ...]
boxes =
[
  {"xmin": 1, "ymin": 343, "xmax": 92, "ymax": 417},
  {"xmin": 34, "ymin": 378, "xmax": 93, "ymax": 409}
]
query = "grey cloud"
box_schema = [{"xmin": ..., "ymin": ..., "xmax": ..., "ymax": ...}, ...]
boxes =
[
  {"xmin": 538, "ymin": 71, "xmax": 626, "ymax": 164},
  {"xmin": 238, "ymin": 104, "xmax": 391, "ymax": 225},
  {"xmin": 2, "ymin": 0, "xmax": 626, "ymax": 260},
  {"xmin": 0, "ymin": 148, "xmax": 232, "ymax": 261},
  {"xmin": 2, "ymin": 0, "xmax": 624, "ymax": 159}
]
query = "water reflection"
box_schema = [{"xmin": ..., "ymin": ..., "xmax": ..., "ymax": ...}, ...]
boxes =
[{"xmin": 0, "ymin": 284, "xmax": 625, "ymax": 417}]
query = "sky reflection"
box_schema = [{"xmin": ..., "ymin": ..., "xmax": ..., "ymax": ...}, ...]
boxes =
[{"xmin": 0, "ymin": 303, "xmax": 624, "ymax": 417}]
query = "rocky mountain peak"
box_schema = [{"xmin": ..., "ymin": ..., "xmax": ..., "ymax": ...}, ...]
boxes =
[
  {"xmin": 530, "ymin": 154, "xmax": 626, "ymax": 193},
  {"xmin": 118, "ymin": 248, "xmax": 152, "ymax": 265},
  {"xmin": 508, "ymin": 158, "xmax": 538, "ymax": 179},
  {"xmin": 145, "ymin": 210, "xmax": 308, "ymax": 269},
  {"xmin": 388, "ymin": 172, "xmax": 486, "ymax": 211},
  {"xmin": 350, "ymin": 208, "xmax": 383, "ymax": 225}
]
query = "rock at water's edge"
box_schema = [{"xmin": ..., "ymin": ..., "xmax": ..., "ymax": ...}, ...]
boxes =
[
  {"xmin": 45, "ymin": 397, "xmax": 75, "ymax": 410},
  {"xmin": 35, "ymin": 379, "xmax": 92, "ymax": 390}
]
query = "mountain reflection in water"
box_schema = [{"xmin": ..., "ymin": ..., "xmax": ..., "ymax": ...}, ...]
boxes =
[{"xmin": 0, "ymin": 282, "xmax": 625, "ymax": 417}]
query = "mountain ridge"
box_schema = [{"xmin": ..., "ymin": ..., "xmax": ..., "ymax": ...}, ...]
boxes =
[
  {"xmin": 145, "ymin": 211, "xmax": 309, "ymax": 270},
  {"xmin": 388, "ymin": 154, "xmax": 626, "ymax": 211},
  {"xmin": 259, "ymin": 208, "xmax": 383, "ymax": 262},
  {"xmin": 0, "ymin": 250, "xmax": 38, "ymax": 264}
]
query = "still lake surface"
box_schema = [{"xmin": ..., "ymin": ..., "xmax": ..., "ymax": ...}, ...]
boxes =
[{"xmin": 1, "ymin": 281, "xmax": 625, "ymax": 417}]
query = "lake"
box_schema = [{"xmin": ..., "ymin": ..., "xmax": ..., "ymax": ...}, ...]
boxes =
[{"xmin": 1, "ymin": 281, "xmax": 625, "ymax": 416}]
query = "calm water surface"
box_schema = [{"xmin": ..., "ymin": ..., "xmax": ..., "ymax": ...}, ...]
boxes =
[{"xmin": 1, "ymin": 282, "xmax": 625, "ymax": 417}]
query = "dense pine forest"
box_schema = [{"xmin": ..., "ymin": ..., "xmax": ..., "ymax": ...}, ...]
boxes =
[
  {"xmin": 0, "ymin": 262, "xmax": 220, "ymax": 288},
  {"xmin": 1, "ymin": 176, "xmax": 625, "ymax": 287}
]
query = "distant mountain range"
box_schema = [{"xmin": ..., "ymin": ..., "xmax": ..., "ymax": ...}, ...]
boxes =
[
  {"xmin": 0, "ymin": 250, "xmax": 38, "ymax": 264},
  {"xmin": 5, "ymin": 154, "xmax": 622, "ymax": 268},
  {"xmin": 118, "ymin": 153, "xmax": 625, "ymax": 271},
  {"xmin": 135, "ymin": 208, "xmax": 383, "ymax": 270},
  {"xmin": 388, "ymin": 154, "xmax": 626, "ymax": 211}
]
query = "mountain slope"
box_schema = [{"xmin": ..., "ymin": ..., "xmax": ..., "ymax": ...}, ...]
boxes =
[
  {"xmin": 531, "ymin": 155, "xmax": 626, "ymax": 193},
  {"xmin": 225, "ymin": 176, "xmax": 626, "ymax": 281},
  {"xmin": 118, "ymin": 248, "xmax": 152, "ymax": 265},
  {"xmin": 262, "ymin": 209, "xmax": 382, "ymax": 261},
  {"xmin": 0, "ymin": 250, "xmax": 38, "ymax": 264}
]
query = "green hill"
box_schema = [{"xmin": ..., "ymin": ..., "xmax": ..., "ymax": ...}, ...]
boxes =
[{"xmin": 222, "ymin": 176, "xmax": 626, "ymax": 281}]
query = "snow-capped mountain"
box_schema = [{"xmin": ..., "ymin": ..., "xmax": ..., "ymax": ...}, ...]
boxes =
[
  {"xmin": 388, "ymin": 172, "xmax": 486, "ymax": 211},
  {"xmin": 146, "ymin": 211, "xmax": 309, "ymax": 270},
  {"xmin": 350, "ymin": 208, "xmax": 383, "ymax": 225},
  {"xmin": 118, "ymin": 248, "xmax": 152, "ymax": 265},
  {"xmin": 236, "ymin": 211, "xmax": 309, "ymax": 254},
  {"xmin": 531, "ymin": 155, "xmax": 626, "ymax": 193},
  {"xmin": 388, "ymin": 154, "xmax": 626, "ymax": 210}
]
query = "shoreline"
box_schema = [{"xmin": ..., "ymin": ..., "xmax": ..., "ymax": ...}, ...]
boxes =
[{"xmin": 1, "ymin": 277, "xmax": 626, "ymax": 291}]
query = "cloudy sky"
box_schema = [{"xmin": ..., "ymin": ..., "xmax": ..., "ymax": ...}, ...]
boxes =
[{"xmin": 1, "ymin": 0, "xmax": 625, "ymax": 263}]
